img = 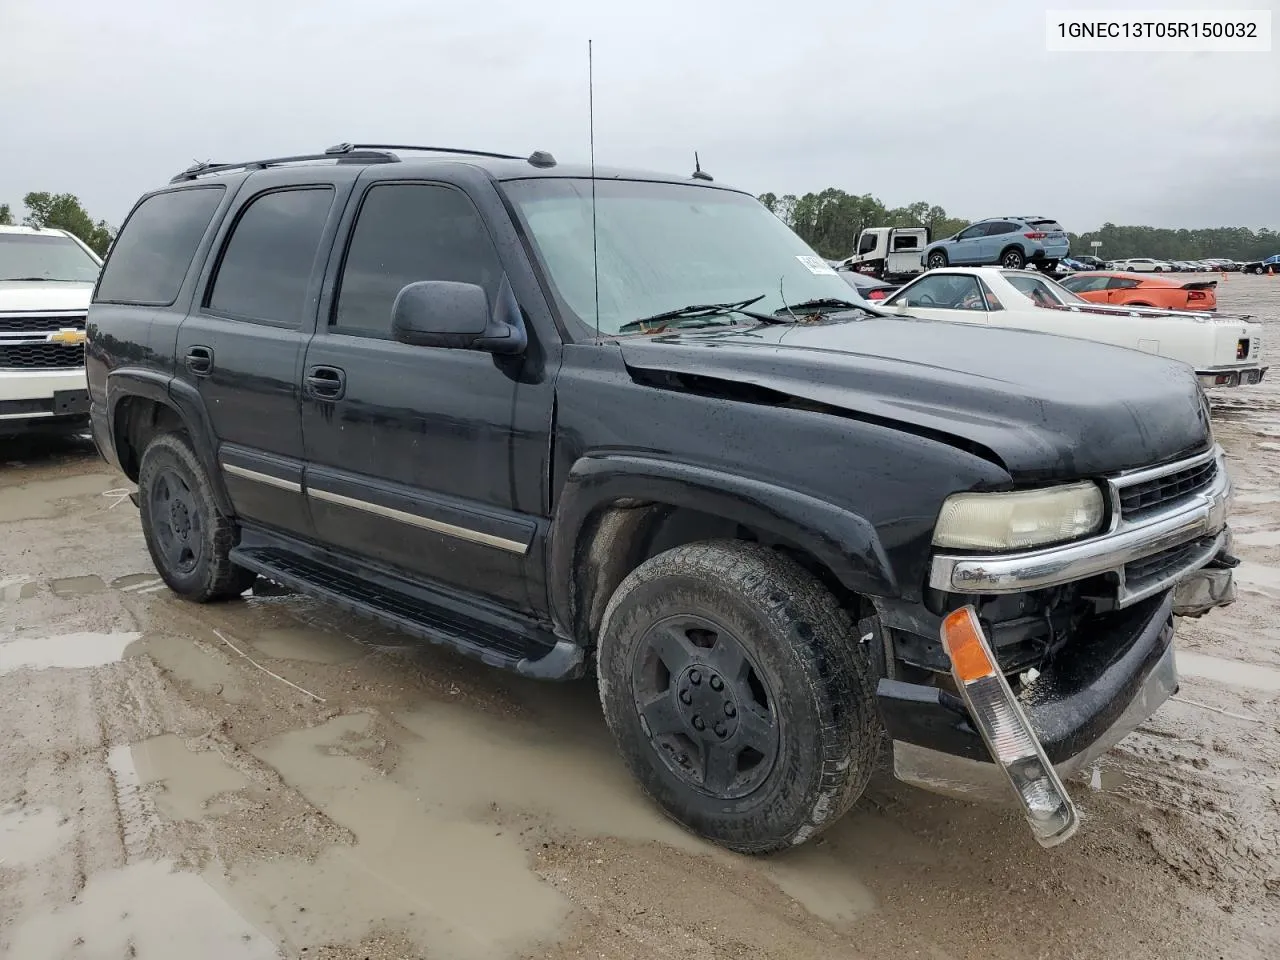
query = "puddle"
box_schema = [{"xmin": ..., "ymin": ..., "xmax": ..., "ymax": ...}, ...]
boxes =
[
  {"xmin": 50, "ymin": 574, "xmax": 107, "ymax": 597},
  {"xmin": 139, "ymin": 633, "xmax": 254, "ymax": 703},
  {"xmin": 0, "ymin": 473, "xmax": 118, "ymax": 522},
  {"xmin": 6, "ymin": 860, "xmax": 277, "ymax": 959},
  {"xmin": 1177, "ymin": 651, "xmax": 1280, "ymax": 693},
  {"xmin": 1233, "ymin": 528, "xmax": 1280, "ymax": 547},
  {"xmin": 0, "ymin": 575, "xmax": 40, "ymax": 602},
  {"xmin": 1235, "ymin": 560, "xmax": 1280, "ymax": 596},
  {"xmin": 764, "ymin": 848, "xmax": 877, "ymax": 926},
  {"xmin": 0, "ymin": 805, "xmax": 72, "ymax": 866},
  {"xmin": 226, "ymin": 714, "xmax": 567, "ymax": 959},
  {"xmin": 249, "ymin": 625, "xmax": 365, "ymax": 664},
  {"xmin": 130, "ymin": 734, "xmax": 251, "ymax": 821},
  {"xmin": 391, "ymin": 700, "xmax": 712, "ymax": 852},
  {"xmin": 0, "ymin": 631, "xmax": 141, "ymax": 675}
]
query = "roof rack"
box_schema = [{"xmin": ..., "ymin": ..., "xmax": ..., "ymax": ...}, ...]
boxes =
[
  {"xmin": 170, "ymin": 149, "xmax": 398, "ymax": 183},
  {"xmin": 327, "ymin": 143, "xmax": 557, "ymax": 168}
]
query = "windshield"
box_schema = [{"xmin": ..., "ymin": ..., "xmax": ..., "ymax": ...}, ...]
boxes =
[
  {"xmin": 0, "ymin": 233, "xmax": 101, "ymax": 282},
  {"xmin": 502, "ymin": 179, "xmax": 858, "ymax": 336}
]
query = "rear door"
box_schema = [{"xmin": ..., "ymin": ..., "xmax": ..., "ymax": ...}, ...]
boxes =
[
  {"xmin": 299, "ymin": 171, "xmax": 553, "ymax": 614},
  {"xmin": 978, "ymin": 221, "xmax": 1018, "ymax": 263},
  {"xmin": 176, "ymin": 170, "xmax": 353, "ymax": 539}
]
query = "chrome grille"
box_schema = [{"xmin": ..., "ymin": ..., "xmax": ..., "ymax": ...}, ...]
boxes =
[{"xmin": 1116, "ymin": 457, "xmax": 1217, "ymax": 521}]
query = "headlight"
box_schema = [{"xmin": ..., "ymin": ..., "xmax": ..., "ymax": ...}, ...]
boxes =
[{"xmin": 933, "ymin": 482, "xmax": 1105, "ymax": 551}]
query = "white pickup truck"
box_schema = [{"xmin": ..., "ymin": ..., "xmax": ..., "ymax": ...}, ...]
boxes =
[
  {"xmin": 0, "ymin": 226, "xmax": 102, "ymax": 436},
  {"xmin": 838, "ymin": 226, "xmax": 928, "ymax": 282}
]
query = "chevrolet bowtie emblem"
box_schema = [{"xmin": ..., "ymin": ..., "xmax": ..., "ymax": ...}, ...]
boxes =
[{"xmin": 47, "ymin": 329, "xmax": 86, "ymax": 346}]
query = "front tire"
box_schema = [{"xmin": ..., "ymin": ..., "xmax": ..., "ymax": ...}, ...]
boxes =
[
  {"xmin": 138, "ymin": 432, "xmax": 256, "ymax": 602},
  {"xmin": 596, "ymin": 540, "xmax": 880, "ymax": 854},
  {"xmin": 926, "ymin": 250, "xmax": 948, "ymax": 270}
]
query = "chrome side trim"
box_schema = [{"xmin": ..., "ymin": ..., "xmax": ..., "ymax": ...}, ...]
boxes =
[
  {"xmin": 221, "ymin": 463, "xmax": 302, "ymax": 493},
  {"xmin": 930, "ymin": 448, "xmax": 1231, "ymax": 602},
  {"xmin": 1108, "ymin": 444, "xmax": 1218, "ymax": 490},
  {"xmin": 307, "ymin": 487, "xmax": 528, "ymax": 555}
]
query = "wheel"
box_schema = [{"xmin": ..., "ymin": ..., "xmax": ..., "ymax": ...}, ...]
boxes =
[
  {"xmin": 1000, "ymin": 247, "xmax": 1026, "ymax": 269},
  {"xmin": 137, "ymin": 432, "xmax": 257, "ymax": 602},
  {"xmin": 1154, "ymin": 266, "xmax": 1163, "ymax": 272},
  {"xmin": 596, "ymin": 540, "xmax": 880, "ymax": 854},
  {"xmin": 925, "ymin": 249, "xmax": 948, "ymax": 270}
]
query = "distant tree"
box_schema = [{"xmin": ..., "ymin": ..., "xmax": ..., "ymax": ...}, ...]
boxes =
[
  {"xmin": 0, "ymin": 202, "xmax": 13, "ymax": 225},
  {"xmin": 758, "ymin": 188, "xmax": 968, "ymax": 259},
  {"xmin": 21, "ymin": 192, "xmax": 114, "ymax": 256}
]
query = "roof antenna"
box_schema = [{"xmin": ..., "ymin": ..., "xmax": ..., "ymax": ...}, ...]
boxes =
[
  {"xmin": 588, "ymin": 39, "xmax": 600, "ymax": 339},
  {"xmin": 692, "ymin": 152, "xmax": 713, "ymax": 181}
]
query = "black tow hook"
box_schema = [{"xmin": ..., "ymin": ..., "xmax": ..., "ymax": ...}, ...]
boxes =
[{"xmin": 1208, "ymin": 551, "xmax": 1240, "ymax": 570}]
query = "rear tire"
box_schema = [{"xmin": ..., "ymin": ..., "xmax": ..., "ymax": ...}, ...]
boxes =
[
  {"xmin": 596, "ymin": 540, "xmax": 880, "ymax": 854},
  {"xmin": 138, "ymin": 432, "xmax": 256, "ymax": 602},
  {"xmin": 1000, "ymin": 248, "xmax": 1026, "ymax": 269}
]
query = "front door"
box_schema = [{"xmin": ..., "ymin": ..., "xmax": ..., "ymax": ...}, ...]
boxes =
[
  {"xmin": 881, "ymin": 272, "xmax": 991, "ymax": 326},
  {"xmin": 949, "ymin": 224, "xmax": 988, "ymax": 264},
  {"xmin": 300, "ymin": 177, "xmax": 552, "ymax": 615},
  {"xmin": 176, "ymin": 178, "xmax": 347, "ymax": 539}
]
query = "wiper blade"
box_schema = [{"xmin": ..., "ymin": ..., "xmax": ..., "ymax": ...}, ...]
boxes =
[
  {"xmin": 776, "ymin": 297, "xmax": 888, "ymax": 319},
  {"xmin": 618, "ymin": 295, "xmax": 783, "ymax": 333}
]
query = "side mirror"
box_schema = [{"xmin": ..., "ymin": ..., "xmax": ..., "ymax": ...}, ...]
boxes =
[{"xmin": 391, "ymin": 279, "xmax": 527, "ymax": 355}]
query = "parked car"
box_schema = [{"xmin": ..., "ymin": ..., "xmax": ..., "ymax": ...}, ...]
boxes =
[
  {"xmin": 1110, "ymin": 257, "xmax": 1170, "ymax": 273},
  {"xmin": 88, "ymin": 143, "xmax": 1239, "ymax": 852},
  {"xmin": 1072, "ymin": 255, "xmax": 1106, "ymax": 270},
  {"xmin": 1, "ymin": 225, "xmax": 102, "ymax": 437},
  {"xmin": 835, "ymin": 265, "xmax": 899, "ymax": 301},
  {"xmin": 924, "ymin": 216, "xmax": 1069, "ymax": 272},
  {"xmin": 878, "ymin": 267, "xmax": 1266, "ymax": 388},
  {"xmin": 1239, "ymin": 254, "xmax": 1280, "ymax": 275},
  {"xmin": 1059, "ymin": 271, "xmax": 1218, "ymax": 311}
]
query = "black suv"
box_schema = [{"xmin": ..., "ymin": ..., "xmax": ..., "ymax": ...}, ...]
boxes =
[{"xmin": 87, "ymin": 144, "xmax": 1237, "ymax": 853}]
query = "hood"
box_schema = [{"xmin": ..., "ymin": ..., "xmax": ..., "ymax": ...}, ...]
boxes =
[
  {"xmin": 618, "ymin": 316, "xmax": 1212, "ymax": 481},
  {"xmin": 0, "ymin": 281, "xmax": 94, "ymax": 312}
]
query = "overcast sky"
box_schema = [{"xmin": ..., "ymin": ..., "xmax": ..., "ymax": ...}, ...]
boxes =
[{"xmin": 2, "ymin": 0, "xmax": 1276, "ymax": 235}]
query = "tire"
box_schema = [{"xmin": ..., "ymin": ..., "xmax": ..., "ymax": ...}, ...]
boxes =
[
  {"xmin": 137, "ymin": 432, "xmax": 256, "ymax": 602},
  {"xmin": 596, "ymin": 540, "xmax": 880, "ymax": 854},
  {"xmin": 1000, "ymin": 247, "xmax": 1026, "ymax": 269},
  {"xmin": 1154, "ymin": 266, "xmax": 1163, "ymax": 272},
  {"xmin": 925, "ymin": 249, "xmax": 948, "ymax": 270}
]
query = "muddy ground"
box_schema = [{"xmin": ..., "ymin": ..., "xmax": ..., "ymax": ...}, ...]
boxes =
[{"xmin": 2, "ymin": 276, "xmax": 1279, "ymax": 960}]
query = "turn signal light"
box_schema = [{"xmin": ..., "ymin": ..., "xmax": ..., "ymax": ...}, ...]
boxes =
[{"xmin": 940, "ymin": 606, "xmax": 1080, "ymax": 847}]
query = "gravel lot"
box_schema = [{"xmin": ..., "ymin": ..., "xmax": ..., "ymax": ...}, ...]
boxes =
[{"xmin": 2, "ymin": 275, "xmax": 1278, "ymax": 960}]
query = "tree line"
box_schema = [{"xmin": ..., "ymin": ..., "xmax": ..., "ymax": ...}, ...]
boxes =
[
  {"xmin": 0, "ymin": 193, "xmax": 115, "ymax": 256},
  {"xmin": 757, "ymin": 187, "xmax": 1279, "ymax": 263}
]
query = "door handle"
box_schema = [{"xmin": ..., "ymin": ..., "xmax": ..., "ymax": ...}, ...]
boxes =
[
  {"xmin": 185, "ymin": 346, "xmax": 213, "ymax": 376},
  {"xmin": 305, "ymin": 365, "xmax": 346, "ymax": 401}
]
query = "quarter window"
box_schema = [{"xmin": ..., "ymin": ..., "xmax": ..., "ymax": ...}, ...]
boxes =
[
  {"xmin": 333, "ymin": 183, "xmax": 503, "ymax": 337},
  {"xmin": 94, "ymin": 187, "xmax": 225, "ymax": 305},
  {"xmin": 207, "ymin": 187, "xmax": 335, "ymax": 326}
]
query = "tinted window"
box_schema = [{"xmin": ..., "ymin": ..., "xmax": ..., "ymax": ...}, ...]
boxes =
[
  {"xmin": 984, "ymin": 221, "xmax": 1018, "ymax": 236},
  {"xmin": 334, "ymin": 183, "xmax": 503, "ymax": 336},
  {"xmin": 889, "ymin": 273, "xmax": 985, "ymax": 310},
  {"xmin": 1029, "ymin": 219, "xmax": 1064, "ymax": 232},
  {"xmin": 207, "ymin": 187, "xmax": 334, "ymax": 326},
  {"xmin": 1062, "ymin": 275, "xmax": 1109, "ymax": 292},
  {"xmin": 891, "ymin": 233, "xmax": 921, "ymax": 251},
  {"xmin": 1006, "ymin": 274, "xmax": 1067, "ymax": 306},
  {"xmin": 857, "ymin": 232, "xmax": 877, "ymax": 254},
  {"xmin": 1107, "ymin": 277, "xmax": 1141, "ymax": 289},
  {"xmin": 956, "ymin": 224, "xmax": 986, "ymax": 241},
  {"xmin": 95, "ymin": 187, "xmax": 224, "ymax": 304}
]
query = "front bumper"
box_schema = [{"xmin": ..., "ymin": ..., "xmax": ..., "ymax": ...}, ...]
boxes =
[
  {"xmin": 929, "ymin": 445, "xmax": 1231, "ymax": 607},
  {"xmin": 0, "ymin": 370, "xmax": 90, "ymax": 434},
  {"xmin": 880, "ymin": 587, "xmax": 1176, "ymax": 794}
]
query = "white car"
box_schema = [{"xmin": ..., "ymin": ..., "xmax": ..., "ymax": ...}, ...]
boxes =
[
  {"xmin": 0, "ymin": 226, "xmax": 102, "ymax": 436},
  {"xmin": 1112, "ymin": 258, "xmax": 1172, "ymax": 273},
  {"xmin": 876, "ymin": 267, "xmax": 1267, "ymax": 388}
]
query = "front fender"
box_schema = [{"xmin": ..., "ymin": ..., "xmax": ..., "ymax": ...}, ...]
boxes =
[
  {"xmin": 106, "ymin": 368, "xmax": 233, "ymax": 516},
  {"xmin": 548, "ymin": 454, "xmax": 898, "ymax": 642}
]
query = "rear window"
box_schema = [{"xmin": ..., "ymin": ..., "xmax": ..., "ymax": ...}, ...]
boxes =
[
  {"xmin": 95, "ymin": 186, "xmax": 225, "ymax": 305},
  {"xmin": 1028, "ymin": 219, "xmax": 1064, "ymax": 232}
]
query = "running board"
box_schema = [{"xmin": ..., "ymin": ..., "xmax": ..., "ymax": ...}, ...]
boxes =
[{"xmin": 229, "ymin": 544, "xmax": 584, "ymax": 681}]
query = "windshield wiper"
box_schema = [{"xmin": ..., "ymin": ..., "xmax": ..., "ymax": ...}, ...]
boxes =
[
  {"xmin": 618, "ymin": 295, "xmax": 784, "ymax": 334},
  {"xmin": 774, "ymin": 297, "xmax": 880, "ymax": 317}
]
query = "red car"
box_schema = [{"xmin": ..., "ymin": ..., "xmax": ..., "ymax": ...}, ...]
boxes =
[{"xmin": 1059, "ymin": 271, "xmax": 1217, "ymax": 311}]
